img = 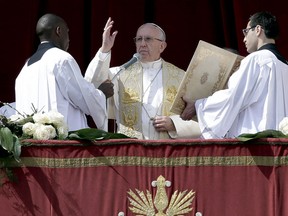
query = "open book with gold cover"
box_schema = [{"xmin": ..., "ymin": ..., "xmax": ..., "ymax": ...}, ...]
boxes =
[{"xmin": 170, "ymin": 40, "xmax": 244, "ymax": 114}]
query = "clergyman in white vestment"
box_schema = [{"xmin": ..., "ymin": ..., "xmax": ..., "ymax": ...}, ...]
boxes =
[
  {"xmin": 181, "ymin": 11, "xmax": 288, "ymax": 139},
  {"xmin": 15, "ymin": 14, "xmax": 113, "ymax": 131},
  {"xmin": 85, "ymin": 18, "xmax": 200, "ymax": 139}
]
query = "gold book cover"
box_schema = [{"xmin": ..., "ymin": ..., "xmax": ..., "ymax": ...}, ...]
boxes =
[{"xmin": 170, "ymin": 40, "xmax": 244, "ymax": 115}]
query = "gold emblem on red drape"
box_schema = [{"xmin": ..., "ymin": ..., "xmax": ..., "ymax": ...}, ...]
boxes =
[{"xmin": 127, "ymin": 175, "xmax": 195, "ymax": 216}]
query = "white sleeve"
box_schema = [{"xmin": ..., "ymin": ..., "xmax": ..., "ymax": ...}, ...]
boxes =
[
  {"xmin": 85, "ymin": 50, "xmax": 112, "ymax": 88},
  {"xmin": 168, "ymin": 115, "xmax": 201, "ymax": 139},
  {"xmin": 195, "ymin": 55, "xmax": 262, "ymax": 138},
  {"xmin": 56, "ymin": 57, "xmax": 108, "ymax": 130},
  {"xmin": 84, "ymin": 50, "xmax": 120, "ymax": 121}
]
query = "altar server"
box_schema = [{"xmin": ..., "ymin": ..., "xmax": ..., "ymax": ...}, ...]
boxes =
[
  {"xmin": 15, "ymin": 13, "xmax": 114, "ymax": 131},
  {"xmin": 181, "ymin": 11, "xmax": 288, "ymax": 138}
]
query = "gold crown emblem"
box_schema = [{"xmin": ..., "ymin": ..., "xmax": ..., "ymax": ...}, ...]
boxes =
[{"xmin": 127, "ymin": 175, "xmax": 195, "ymax": 216}]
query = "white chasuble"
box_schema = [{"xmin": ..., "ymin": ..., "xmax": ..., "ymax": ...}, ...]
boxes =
[{"xmin": 118, "ymin": 60, "xmax": 184, "ymax": 139}]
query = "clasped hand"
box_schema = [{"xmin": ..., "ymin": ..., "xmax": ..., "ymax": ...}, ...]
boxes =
[
  {"xmin": 180, "ymin": 96, "xmax": 196, "ymax": 120},
  {"xmin": 152, "ymin": 116, "xmax": 176, "ymax": 132}
]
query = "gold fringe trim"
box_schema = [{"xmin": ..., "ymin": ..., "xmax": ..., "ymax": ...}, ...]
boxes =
[{"xmin": 4, "ymin": 155, "xmax": 288, "ymax": 168}]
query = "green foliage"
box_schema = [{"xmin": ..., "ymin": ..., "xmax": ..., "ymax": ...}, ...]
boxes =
[
  {"xmin": 237, "ymin": 129, "xmax": 288, "ymax": 142},
  {"xmin": 0, "ymin": 124, "xmax": 21, "ymax": 162},
  {"xmin": 0, "ymin": 102, "xmax": 131, "ymax": 185},
  {"xmin": 68, "ymin": 128, "xmax": 130, "ymax": 141}
]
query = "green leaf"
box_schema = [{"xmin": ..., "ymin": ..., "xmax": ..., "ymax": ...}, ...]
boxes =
[
  {"xmin": 237, "ymin": 129, "xmax": 288, "ymax": 142},
  {"xmin": 105, "ymin": 133, "xmax": 131, "ymax": 139},
  {"xmin": 68, "ymin": 128, "xmax": 130, "ymax": 141},
  {"xmin": 68, "ymin": 128, "xmax": 108, "ymax": 140},
  {"xmin": 0, "ymin": 127, "xmax": 14, "ymax": 152},
  {"xmin": 13, "ymin": 135, "xmax": 21, "ymax": 162}
]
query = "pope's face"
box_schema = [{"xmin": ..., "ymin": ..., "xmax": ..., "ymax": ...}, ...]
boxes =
[{"xmin": 135, "ymin": 24, "xmax": 166, "ymax": 63}]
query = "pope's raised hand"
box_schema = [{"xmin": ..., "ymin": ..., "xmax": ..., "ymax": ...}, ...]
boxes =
[{"xmin": 100, "ymin": 17, "xmax": 118, "ymax": 53}]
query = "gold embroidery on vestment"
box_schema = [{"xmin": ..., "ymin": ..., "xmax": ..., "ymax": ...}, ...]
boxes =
[
  {"xmin": 123, "ymin": 88, "xmax": 140, "ymax": 103},
  {"xmin": 117, "ymin": 61, "xmax": 185, "ymax": 138}
]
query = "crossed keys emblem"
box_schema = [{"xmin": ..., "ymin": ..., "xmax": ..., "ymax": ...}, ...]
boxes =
[{"xmin": 127, "ymin": 175, "xmax": 195, "ymax": 216}]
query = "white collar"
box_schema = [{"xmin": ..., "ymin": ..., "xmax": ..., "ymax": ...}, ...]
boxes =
[{"xmin": 140, "ymin": 58, "xmax": 162, "ymax": 70}]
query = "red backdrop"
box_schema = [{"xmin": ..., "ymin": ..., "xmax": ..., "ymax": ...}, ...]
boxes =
[{"xmin": 1, "ymin": 0, "xmax": 288, "ymax": 102}]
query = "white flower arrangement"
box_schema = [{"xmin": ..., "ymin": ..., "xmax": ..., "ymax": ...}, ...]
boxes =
[
  {"xmin": 0, "ymin": 102, "xmax": 129, "ymax": 183},
  {"xmin": 0, "ymin": 103, "xmax": 129, "ymax": 160},
  {"xmin": 278, "ymin": 117, "xmax": 288, "ymax": 135},
  {"xmin": 0, "ymin": 108, "xmax": 69, "ymax": 162},
  {"xmin": 20, "ymin": 110, "xmax": 68, "ymax": 140}
]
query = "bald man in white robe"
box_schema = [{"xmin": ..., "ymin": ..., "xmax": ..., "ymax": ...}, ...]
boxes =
[{"xmin": 15, "ymin": 14, "xmax": 113, "ymax": 131}]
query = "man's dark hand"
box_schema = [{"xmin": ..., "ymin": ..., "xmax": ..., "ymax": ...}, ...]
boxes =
[
  {"xmin": 180, "ymin": 96, "xmax": 196, "ymax": 120},
  {"xmin": 98, "ymin": 79, "xmax": 114, "ymax": 99}
]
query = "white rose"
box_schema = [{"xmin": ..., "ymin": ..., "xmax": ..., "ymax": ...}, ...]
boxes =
[
  {"xmin": 33, "ymin": 124, "xmax": 57, "ymax": 140},
  {"xmin": 57, "ymin": 125, "xmax": 69, "ymax": 139},
  {"xmin": 33, "ymin": 112, "xmax": 50, "ymax": 125},
  {"xmin": 22, "ymin": 122, "xmax": 36, "ymax": 136},
  {"xmin": 47, "ymin": 110, "xmax": 65, "ymax": 127},
  {"xmin": 279, "ymin": 117, "xmax": 288, "ymax": 135}
]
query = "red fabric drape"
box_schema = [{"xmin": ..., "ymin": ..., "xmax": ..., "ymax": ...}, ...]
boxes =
[
  {"xmin": 1, "ymin": 138, "xmax": 288, "ymax": 215},
  {"xmin": 1, "ymin": 0, "xmax": 288, "ymax": 102}
]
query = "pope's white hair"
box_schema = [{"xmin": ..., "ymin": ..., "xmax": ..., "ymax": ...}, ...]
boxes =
[{"xmin": 138, "ymin": 23, "xmax": 166, "ymax": 41}]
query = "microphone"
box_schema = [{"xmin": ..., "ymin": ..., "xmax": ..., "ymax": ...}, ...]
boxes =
[
  {"xmin": 120, "ymin": 53, "xmax": 141, "ymax": 70},
  {"xmin": 111, "ymin": 53, "xmax": 141, "ymax": 81}
]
